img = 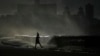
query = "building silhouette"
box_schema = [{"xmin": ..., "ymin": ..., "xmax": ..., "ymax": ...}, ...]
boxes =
[
  {"xmin": 85, "ymin": 3, "xmax": 94, "ymax": 19},
  {"xmin": 78, "ymin": 7, "xmax": 84, "ymax": 17},
  {"xmin": 85, "ymin": 3, "xmax": 100, "ymax": 35},
  {"xmin": 62, "ymin": 3, "xmax": 100, "ymax": 35}
]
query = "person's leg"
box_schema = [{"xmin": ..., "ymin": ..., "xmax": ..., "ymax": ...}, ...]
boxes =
[
  {"xmin": 39, "ymin": 42, "xmax": 43, "ymax": 48},
  {"xmin": 35, "ymin": 42, "xmax": 37, "ymax": 49}
]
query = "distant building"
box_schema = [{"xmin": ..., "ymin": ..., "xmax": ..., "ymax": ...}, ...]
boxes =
[
  {"xmin": 85, "ymin": 3, "xmax": 94, "ymax": 19},
  {"xmin": 78, "ymin": 7, "xmax": 84, "ymax": 18},
  {"xmin": 85, "ymin": 3, "xmax": 100, "ymax": 35}
]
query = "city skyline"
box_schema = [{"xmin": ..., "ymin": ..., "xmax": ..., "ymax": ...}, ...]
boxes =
[
  {"xmin": 0, "ymin": 0, "xmax": 100, "ymax": 36},
  {"xmin": 0, "ymin": 0, "xmax": 100, "ymax": 18}
]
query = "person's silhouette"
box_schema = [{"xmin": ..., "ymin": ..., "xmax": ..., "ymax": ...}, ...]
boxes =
[{"xmin": 35, "ymin": 32, "xmax": 43, "ymax": 49}]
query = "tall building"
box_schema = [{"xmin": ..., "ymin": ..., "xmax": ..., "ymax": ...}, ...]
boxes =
[
  {"xmin": 85, "ymin": 3, "xmax": 96, "ymax": 35},
  {"xmin": 85, "ymin": 3, "xmax": 94, "ymax": 19},
  {"xmin": 78, "ymin": 7, "xmax": 84, "ymax": 17}
]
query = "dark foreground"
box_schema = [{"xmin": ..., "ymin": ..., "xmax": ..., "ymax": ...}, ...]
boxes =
[{"xmin": 0, "ymin": 47, "xmax": 99, "ymax": 56}]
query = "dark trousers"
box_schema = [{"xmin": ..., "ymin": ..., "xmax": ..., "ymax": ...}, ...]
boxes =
[{"xmin": 35, "ymin": 41, "xmax": 43, "ymax": 49}]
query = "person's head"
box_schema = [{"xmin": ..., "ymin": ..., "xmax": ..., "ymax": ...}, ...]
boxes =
[
  {"xmin": 37, "ymin": 32, "xmax": 39, "ymax": 34},
  {"xmin": 37, "ymin": 32, "xmax": 39, "ymax": 36}
]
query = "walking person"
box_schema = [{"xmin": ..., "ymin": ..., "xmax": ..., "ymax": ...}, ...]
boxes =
[{"xmin": 35, "ymin": 32, "xmax": 43, "ymax": 49}]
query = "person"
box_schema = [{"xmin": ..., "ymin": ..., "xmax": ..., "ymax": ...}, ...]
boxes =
[{"xmin": 35, "ymin": 32, "xmax": 43, "ymax": 49}]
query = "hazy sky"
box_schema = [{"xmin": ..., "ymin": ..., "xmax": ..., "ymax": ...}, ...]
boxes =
[
  {"xmin": 0, "ymin": 0, "xmax": 100, "ymax": 36},
  {"xmin": 0, "ymin": 0, "xmax": 100, "ymax": 17}
]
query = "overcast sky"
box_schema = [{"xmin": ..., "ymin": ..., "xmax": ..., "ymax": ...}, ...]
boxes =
[
  {"xmin": 0, "ymin": 0, "xmax": 100, "ymax": 17},
  {"xmin": 0, "ymin": 0, "xmax": 100, "ymax": 36}
]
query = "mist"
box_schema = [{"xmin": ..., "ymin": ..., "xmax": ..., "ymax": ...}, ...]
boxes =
[{"xmin": 0, "ymin": 3, "xmax": 90, "ymax": 37}]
